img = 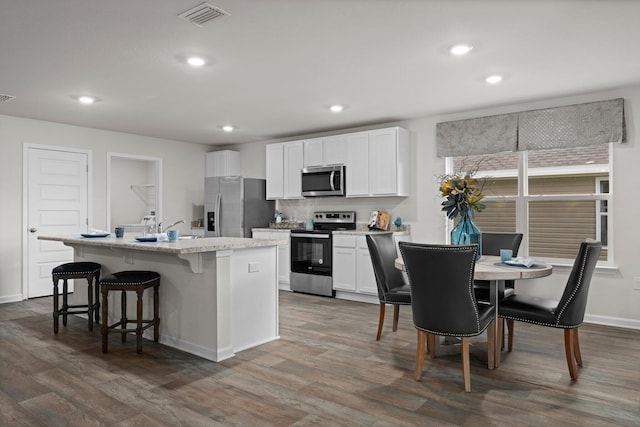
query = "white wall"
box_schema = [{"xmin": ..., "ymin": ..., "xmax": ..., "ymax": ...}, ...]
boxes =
[
  {"xmin": 0, "ymin": 114, "xmax": 209, "ymax": 302},
  {"xmin": 237, "ymin": 86, "xmax": 640, "ymax": 328}
]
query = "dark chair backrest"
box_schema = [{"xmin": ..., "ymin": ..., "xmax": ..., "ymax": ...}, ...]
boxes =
[
  {"xmin": 366, "ymin": 234, "xmax": 407, "ymax": 302},
  {"xmin": 482, "ymin": 232, "xmax": 523, "ymax": 256},
  {"xmin": 555, "ymin": 240, "xmax": 602, "ymax": 327},
  {"xmin": 399, "ymin": 242, "xmax": 481, "ymax": 336}
]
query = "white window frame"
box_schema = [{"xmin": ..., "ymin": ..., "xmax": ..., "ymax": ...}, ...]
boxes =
[{"xmin": 447, "ymin": 144, "xmax": 614, "ymax": 266}]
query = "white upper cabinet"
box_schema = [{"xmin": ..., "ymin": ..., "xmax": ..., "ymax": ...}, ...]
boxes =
[
  {"xmin": 266, "ymin": 142, "xmax": 303, "ymax": 200},
  {"xmin": 266, "ymin": 143, "xmax": 284, "ymax": 199},
  {"xmin": 303, "ymin": 138, "xmax": 324, "ymax": 167},
  {"xmin": 303, "ymin": 136, "xmax": 345, "ymax": 167},
  {"xmin": 205, "ymin": 150, "xmax": 240, "ymax": 177},
  {"xmin": 322, "ymin": 135, "xmax": 345, "ymax": 166},
  {"xmin": 346, "ymin": 127, "xmax": 410, "ymax": 197},
  {"xmin": 345, "ymin": 131, "xmax": 370, "ymax": 197},
  {"xmin": 284, "ymin": 141, "xmax": 304, "ymax": 199},
  {"xmin": 369, "ymin": 127, "xmax": 409, "ymax": 196},
  {"xmin": 266, "ymin": 127, "xmax": 408, "ymax": 199}
]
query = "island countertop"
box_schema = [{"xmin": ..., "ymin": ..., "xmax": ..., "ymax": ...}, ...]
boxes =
[
  {"xmin": 38, "ymin": 233, "xmax": 286, "ymax": 255},
  {"xmin": 38, "ymin": 232, "xmax": 282, "ymax": 362}
]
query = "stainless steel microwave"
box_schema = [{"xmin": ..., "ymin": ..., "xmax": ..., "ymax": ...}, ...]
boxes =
[{"xmin": 301, "ymin": 165, "xmax": 345, "ymax": 197}]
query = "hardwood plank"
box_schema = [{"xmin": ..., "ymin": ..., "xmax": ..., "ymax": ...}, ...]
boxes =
[{"xmin": 0, "ymin": 291, "xmax": 638, "ymax": 426}]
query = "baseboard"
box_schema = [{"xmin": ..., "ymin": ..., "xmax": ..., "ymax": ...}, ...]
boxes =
[
  {"xmin": 334, "ymin": 291, "xmax": 378, "ymax": 304},
  {"xmin": 0, "ymin": 294, "xmax": 23, "ymax": 304},
  {"xmin": 584, "ymin": 314, "xmax": 640, "ymax": 330}
]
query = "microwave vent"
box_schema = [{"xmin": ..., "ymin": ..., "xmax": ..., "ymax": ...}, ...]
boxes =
[
  {"xmin": 0, "ymin": 94, "xmax": 16, "ymax": 103},
  {"xmin": 177, "ymin": 2, "xmax": 230, "ymax": 26}
]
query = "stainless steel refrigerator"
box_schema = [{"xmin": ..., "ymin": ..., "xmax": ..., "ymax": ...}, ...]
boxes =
[{"xmin": 204, "ymin": 177, "xmax": 275, "ymax": 238}]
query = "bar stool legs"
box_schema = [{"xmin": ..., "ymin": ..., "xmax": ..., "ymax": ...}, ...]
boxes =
[
  {"xmin": 100, "ymin": 271, "xmax": 161, "ymax": 354},
  {"xmin": 52, "ymin": 262, "xmax": 101, "ymax": 334}
]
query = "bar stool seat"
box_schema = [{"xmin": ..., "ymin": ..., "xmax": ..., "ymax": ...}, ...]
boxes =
[
  {"xmin": 52, "ymin": 262, "xmax": 101, "ymax": 334},
  {"xmin": 100, "ymin": 271, "xmax": 160, "ymax": 354}
]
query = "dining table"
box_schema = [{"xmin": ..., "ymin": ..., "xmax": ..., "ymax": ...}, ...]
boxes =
[{"xmin": 394, "ymin": 254, "xmax": 552, "ymax": 368}]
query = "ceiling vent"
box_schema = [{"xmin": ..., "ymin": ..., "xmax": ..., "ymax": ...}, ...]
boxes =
[
  {"xmin": 177, "ymin": 2, "xmax": 229, "ymax": 26},
  {"xmin": 0, "ymin": 94, "xmax": 16, "ymax": 103}
]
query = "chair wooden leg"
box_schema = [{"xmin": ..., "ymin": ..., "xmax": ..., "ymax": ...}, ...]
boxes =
[
  {"xmin": 564, "ymin": 329, "xmax": 579, "ymax": 380},
  {"xmin": 461, "ymin": 337, "xmax": 471, "ymax": 392},
  {"xmin": 573, "ymin": 328, "xmax": 583, "ymax": 366},
  {"xmin": 392, "ymin": 304, "xmax": 400, "ymax": 332},
  {"xmin": 415, "ymin": 330, "xmax": 426, "ymax": 381},
  {"xmin": 101, "ymin": 287, "xmax": 109, "ymax": 353},
  {"xmin": 487, "ymin": 320, "xmax": 496, "ymax": 369},
  {"xmin": 507, "ymin": 319, "xmax": 514, "ymax": 352},
  {"xmin": 53, "ymin": 278, "xmax": 60, "ymax": 334},
  {"xmin": 495, "ymin": 319, "xmax": 502, "ymax": 368},
  {"xmin": 376, "ymin": 303, "xmax": 385, "ymax": 341},
  {"xmin": 86, "ymin": 277, "xmax": 94, "ymax": 332},
  {"xmin": 136, "ymin": 289, "xmax": 144, "ymax": 354},
  {"xmin": 120, "ymin": 291, "xmax": 127, "ymax": 343},
  {"xmin": 153, "ymin": 283, "xmax": 160, "ymax": 343},
  {"xmin": 427, "ymin": 333, "xmax": 437, "ymax": 359}
]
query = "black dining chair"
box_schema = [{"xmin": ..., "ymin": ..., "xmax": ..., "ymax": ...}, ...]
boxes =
[
  {"xmin": 399, "ymin": 242, "xmax": 495, "ymax": 392},
  {"xmin": 498, "ymin": 240, "xmax": 601, "ymax": 380},
  {"xmin": 366, "ymin": 234, "xmax": 411, "ymax": 341},
  {"xmin": 474, "ymin": 232, "xmax": 523, "ymax": 302}
]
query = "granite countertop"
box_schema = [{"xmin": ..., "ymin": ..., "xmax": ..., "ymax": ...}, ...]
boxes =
[
  {"xmin": 252, "ymin": 225, "xmax": 411, "ymax": 236},
  {"xmin": 38, "ymin": 233, "xmax": 285, "ymax": 255}
]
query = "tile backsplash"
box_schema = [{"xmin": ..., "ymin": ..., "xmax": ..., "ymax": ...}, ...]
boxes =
[{"xmin": 276, "ymin": 197, "xmax": 408, "ymax": 228}]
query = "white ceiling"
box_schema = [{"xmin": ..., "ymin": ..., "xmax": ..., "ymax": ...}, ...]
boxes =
[{"xmin": 2, "ymin": 0, "xmax": 640, "ymax": 146}]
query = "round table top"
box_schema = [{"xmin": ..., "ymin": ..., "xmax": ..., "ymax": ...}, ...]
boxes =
[{"xmin": 395, "ymin": 255, "xmax": 552, "ymax": 281}]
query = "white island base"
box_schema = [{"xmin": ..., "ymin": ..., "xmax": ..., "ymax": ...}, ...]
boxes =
[{"xmin": 40, "ymin": 235, "xmax": 281, "ymax": 362}]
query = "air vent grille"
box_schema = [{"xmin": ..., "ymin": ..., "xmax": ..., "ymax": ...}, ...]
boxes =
[
  {"xmin": 0, "ymin": 94, "xmax": 15, "ymax": 103},
  {"xmin": 178, "ymin": 2, "xmax": 229, "ymax": 26}
]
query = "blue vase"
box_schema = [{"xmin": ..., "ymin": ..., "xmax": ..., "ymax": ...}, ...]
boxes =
[{"xmin": 451, "ymin": 215, "xmax": 482, "ymax": 260}]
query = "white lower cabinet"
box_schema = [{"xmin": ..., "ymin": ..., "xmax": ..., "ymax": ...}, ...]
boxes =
[
  {"xmin": 252, "ymin": 230, "xmax": 290, "ymax": 290},
  {"xmin": 333, "ymin": 232, "xmax": 411, "ymax": 300},
  {"xmin": 332, "ymin": 235, "xmax": 357, "ymax": 291},
  {"xmin": 332, "ymin": 234, "xmax": 377, "ymax": 295},
  {"xmin": 356, "ymin": 236, "xmax": 378, "ymax": 294}
]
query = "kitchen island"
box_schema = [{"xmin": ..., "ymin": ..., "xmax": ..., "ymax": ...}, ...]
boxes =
[{"xmin": 38, "ymin": 233, "xmax": 285, "ymax": 362}]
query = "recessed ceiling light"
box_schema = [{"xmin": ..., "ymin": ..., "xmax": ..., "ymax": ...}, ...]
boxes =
[
  {"xmin": 450, "ymin": 44, "xmax": 473, "ymax": 56},
  {"xmin": 329, "ymin": 105, "xmax": 344, "ymax": 113},
  {"xmin": 485, "ymin": 75, "xmax": 503, "ymax": 85},
  {"xmin": 222, "ymin": 125, "xmax": 234, "ymax": 132},
  {"xmin": 78, "ymin": 96, "xmax": 96, "ymax": 104},
  {"xmin": 187, "ymin": 57, "xmax": 206, "ymax": 67}
]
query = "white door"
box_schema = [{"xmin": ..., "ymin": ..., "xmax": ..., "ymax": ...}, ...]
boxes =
[{"xmin": 26, "ymin": 147, "xmax": 89, "ymax": 298}]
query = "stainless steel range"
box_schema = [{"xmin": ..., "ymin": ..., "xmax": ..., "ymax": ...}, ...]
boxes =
[{"xmin": 290, "ymin": 211, "xmax": 356, "ymax": 297}]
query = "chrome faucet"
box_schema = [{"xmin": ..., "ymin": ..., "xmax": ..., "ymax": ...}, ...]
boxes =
[{"xmin": 158, "ymin": 219, "xmax": 184, "ymax": 233}]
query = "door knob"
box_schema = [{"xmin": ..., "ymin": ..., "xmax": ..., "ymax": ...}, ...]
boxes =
[{"xmin": 29, "ymin": 227, "xmax": 37, "ymax": 233}]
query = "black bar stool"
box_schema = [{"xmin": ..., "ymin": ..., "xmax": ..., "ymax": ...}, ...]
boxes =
[
  {"xmin": 100, "ymin": 271, "xmax": 161, "ymax": 354},
  {"xmin": 52, "ymin": 262, "xmax": 101, "ymax": 334}
]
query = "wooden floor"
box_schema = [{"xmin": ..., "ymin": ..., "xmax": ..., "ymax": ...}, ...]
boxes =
[{"xmin": 1, "ymin": 291, "xmax": 639, "ymax": 426}]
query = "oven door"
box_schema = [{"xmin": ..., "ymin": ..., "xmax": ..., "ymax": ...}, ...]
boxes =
[{"xmin": 290, "ymin": 232, "xmax": 332, "ymax": 276}]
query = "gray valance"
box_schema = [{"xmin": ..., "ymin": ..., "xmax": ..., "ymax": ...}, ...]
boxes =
[
  {"xmin": 436, "ymin": 113, "xmax": 518, "ymax": 157},
  {"xmin": 518, "ymin": 98, "xmax": 625, "ymax": 151},
  {"xmin": 436, "ymin": 98, "xmax": 625, "ymax": 157}
]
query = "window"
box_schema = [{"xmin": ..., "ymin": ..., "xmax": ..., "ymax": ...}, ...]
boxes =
[{"xmin": 449, "ymin": 144, "xmax": 611, "ymax": 263}]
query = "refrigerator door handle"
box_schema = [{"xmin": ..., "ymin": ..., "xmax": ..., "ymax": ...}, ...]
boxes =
[{"xmin": 215, "ymin": 193, "xmax": 221, "ymax": 237}]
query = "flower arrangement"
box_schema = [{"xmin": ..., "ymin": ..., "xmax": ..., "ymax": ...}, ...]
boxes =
[{"xmin": 438, "ymin": 169, "xmax": 486, "ymax": 220}]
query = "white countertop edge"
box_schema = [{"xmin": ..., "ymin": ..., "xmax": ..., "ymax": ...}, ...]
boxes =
[{"xmin": 38, "ymin": 234, "xmax": 283, "ymax": 254}]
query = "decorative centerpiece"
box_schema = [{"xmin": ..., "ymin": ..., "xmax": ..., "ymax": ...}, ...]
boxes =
[{"xmin": 438, "ymin": 170, "xmax": 485, "ymax": 258}]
